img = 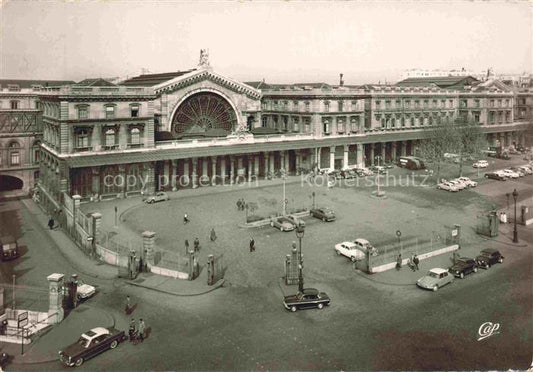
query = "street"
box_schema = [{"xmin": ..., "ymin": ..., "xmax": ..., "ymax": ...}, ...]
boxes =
[{"xmin": 1, "ymin": 156, "xmax": 532, "ymax": 371}]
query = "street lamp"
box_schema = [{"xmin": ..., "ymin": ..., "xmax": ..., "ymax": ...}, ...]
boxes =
[
  {"xmin": 295, "ymin": 222, "xmax": 305, "ymax": 293},
  {"xmin": 396, "ymin": 230, "xmax": 402, "ymax": 255},
  {"xmin": 512, "ymin": 189, "xmax": 519, "ymax": 243},
  {"xmin": 311, "ymin": 191, "xmax": 316, "ymax": 210},
  {"xmin": 281, "ymin": 168, "xmax": 287, "ymax": 215}
]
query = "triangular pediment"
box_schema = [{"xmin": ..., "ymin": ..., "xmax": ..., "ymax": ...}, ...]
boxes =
[
  {"xmin": 153, "ymin": 68, "xmax": 262, "ymax": 100},
  {"xmin": 474, "ymin": 79, "xmax": 512, "ymax": 92}
]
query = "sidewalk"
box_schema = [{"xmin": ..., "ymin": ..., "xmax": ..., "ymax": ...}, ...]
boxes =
[
  {"xmin": 21, "ymin": 199, "xmax": 118, "ymax": 280},
  {"xmin": 6, "ymin": 304, "xmax": 114, "ymax": 365}
]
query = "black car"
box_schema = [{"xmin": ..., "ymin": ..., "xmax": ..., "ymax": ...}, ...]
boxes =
[
  {"xmin": 475, "ymin": 248, "xmax": 504, "ymax": 269},
  {"xmin": 448, "ymin": 257, "xmax": 478, "ymax": 278},
  {"xmin": 310, "ymin": 208, "xmax": 336, "ymax": 222},
  {"xmin": 484, "ymin": 172, "xmax": 507, "ymax": 181},
  {"xmin": 283, "ymin": 288, "xmax": 330, "ymax": 312}
]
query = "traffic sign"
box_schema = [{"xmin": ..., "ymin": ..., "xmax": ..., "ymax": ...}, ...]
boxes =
[{"xmin": 18, "ymin": 311, "xmax": 28, "ymax": 328}]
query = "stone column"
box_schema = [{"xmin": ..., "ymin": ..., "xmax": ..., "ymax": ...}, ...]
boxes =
[
  {"xmin": 356, "ymin": 144, "xmax": 363, "ymax": 167},
  {"xmin": 254, "ymin": 155, "xmax": 260, "ymax": 177},
  {"xmin": 329, "ymin": 146, "xmax": 335, "ymax": 169},
  {"xmin": 263, "ymin": 152, "xmax": 269, "ymax": 179},
  {"xmin": 343, "ymin": 145, "xmax": 349, "ymax": 169},
  {"xmin": 117, "ymin": 165, "xmax": 125, "ymax": 198},
  {"xmin": 285, "ymin": 151, "xmax": 290, "ymax": 172},
  {"xmin": 370, "ymin": 144, "xmax": 375, "ymax": 166},
  {"xmin": 47, "ymin": 273, "xmax": 64, "ymax": 324},
  {"xmin": 91, "ymin": 212, "xmax": 102, "ymax": 245},
  {"xmin": 163, "ymin": 161, "xmax": 170, "ymax": 190},
  {"xmin": 191, "ymin": 158, "xmax": 198, "ymax": 188},
  {"xmin": 381, "ymin": 143, "xmax": 386, "ymax": 161},
  {"xmin": 220, "ymin": 157, "xmax": 226, "ymax": 183},
  {"xmin": 92, "ymin": 167, "xmax": 101, "ymax": 199},
  {"xmin": 316, "ymin": 147, "xmax": 321, "ymax": 169},
  {"xmin": 171, "ymin": 160, "xmax": 178, "ymax": 191},
  {"xmin": 230, "ymin": 156, "xmax": 235, "ymax": 184},
  {"xmin": 295, "ymin": 151, "xmax": 300, "ymax": 174},
  {"xmin": 392, "ymin": 142, "xmax": 398, "ymax": 161},
  {"xmin": 183, "ymin": 160, "xmax": 190, "ymax": 187},
  {"xmin": 269, "ymin": 153, "xmax": 275, "ymax": 173},
  {"xmin": 72, "ymin": 195, "xmax": 81, "ymax": 229},
  {"xmin": 142, "ymin": 231, "xmax": 156, "ymax": 263},
  {"xmin": 211, "ymin": 156, "xmax": 217, "ymax": 186},
  {"xmin": 237, "ymin": 156, "xmax": 245, "ymax": 179},
  {"xmin": 0, "ymin": 287, "xmax": 4, "ymax": 316},
  {"xmin": 401, "ymin": 141, "xmax": 407, "ymax": 156},
  {"xmin": 248, "ymin": 155, "xmax": 254, "ymax": 182}
]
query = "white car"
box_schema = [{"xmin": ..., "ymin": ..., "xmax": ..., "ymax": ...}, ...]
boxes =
[
  {"xmin": 145, "ymin": 191, "xmax": 169, "ymax": 203},
  {"xmin": 518, "ymin": 165, "xmax": 533, "ymax": 175},
  {"xmin": 353, "ymin": 238, "xmax": 378, "ymax": 256},
  {"xmin": 473, "ymin": 160, "xmax": 489, "ymax": 168},
  {"xmin": 447, "ymin": 180, "xmax": 467, "ymax": 190},
  {"xmin": 334, "ymin": 242, "xmax": 365, "ymax": 262},
  {"xmin": 77, "ymin": 280, "xmax": 96, "ymax": 300},
  {"xmin": 500, "ymin": 169, "xmax": 520, "ymax": 179},
  {"xmin": 437, "ymin": 182, "xmax": 459, "ymax": 192},
  {"xmin": 456, "ymin": 177, "xmax": 478, "ymax": 188}
]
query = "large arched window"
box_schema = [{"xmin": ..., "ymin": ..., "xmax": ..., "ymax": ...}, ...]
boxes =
[
  {"xmin": 130, "ymin": 128, "xmax": 141, "ymax": 146},
  {"xmin": 105, "ymin": 129, "xmax": 116, "ymax": 148}
]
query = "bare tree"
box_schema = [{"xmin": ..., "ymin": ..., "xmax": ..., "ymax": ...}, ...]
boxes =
[
  {"xmin": 453, "ymin": 118, "xmax": 488, "ymax": 177},
  {"xmin": 418, "ymin": 123, "xmax": 458, "ymax": 182}
]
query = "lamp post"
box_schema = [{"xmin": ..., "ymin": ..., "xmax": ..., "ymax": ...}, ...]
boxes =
[
  {"xmin": 396, "ymin": 230, "xmax": 402, "ymax": 255},
  {"xmin": 512, "ymin": 189, "xmax": 519, "ymax": 243},
  {"xmin": 281, "ymin": 168, "xmax": 287, "ymax": 215},
  {"xmin": 114, "ymin": 206, "xmax": 118, "ymax": 229},
  {"xmin": 295, "ymin": 222, "xmax": 305, "ymax": 293},
  {"xmin": 311, "ymin": 191, "xmax": 316, "ymax": 210}
]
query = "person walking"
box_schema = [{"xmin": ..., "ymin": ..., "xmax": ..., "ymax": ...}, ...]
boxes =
[
  {"xmin": 125, "ymin": 295, "xmax": 132, "ymax": 314},
  {"xmin": 249, "ymin": 237, "xmax": 255, "ymax": 252},
  {"xmin": 413, "ymin": 255, "xmax": 420, "ymax": 271},
  {"xmin": 183, "ymin": 213, "xmax": 190, "ymax": 224},
  {"xmin": 396, "ymin": 254, "xmax": 402, "ymax": 270},
  {"xmin": 129, "ymin": 318, "xmax": 136, "ymax": 342},
  {"xmin": 236, "ymin": 199, "xmax": 242, "ymax": 211},
  {"xmin": 137, "ymin": 318, "xmax": 146, "ymax": 343},
  {"xmin": 48, "ymin": 218, "xmax": 54, "ymax": 230},
  {"xmin": 210, "ymin": 228, "xmax": 217, "ymax": 242},
  {"xmin": 194, "ymin": 237, "xmax": 200, "ymax": 252}
]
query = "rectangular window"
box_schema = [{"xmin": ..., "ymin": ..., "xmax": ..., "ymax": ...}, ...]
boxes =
[
  {"xmin": 385, "ymin": 100, "xmax": 391, "ymax": 109},
  {"xmin": 77, "ymin": 131, "xmax": 89, "ymax": 148},
  {"xmin": 78, "ymin": 106, "xmax": 88, "ymax": 120},
  {"xmin": 415, "ymin": 101, "xmax": 419, "ymax": 109},
  {"xmin": 292, "ymin": 117, "xmax": 299, "ymax": 132},
  {"xmin": 305, "ymin": 102, "xmax": 310, "ymax": 112},
  {"xmin": 293, "ymin": 101, "xmax": 298, "ymax": 111},
  {"xmin": 10, "ymin": 101, "xmax": 18, "ymax": 109},
  {"xmin": 490, "ymin": 100, "xmax": 494, "ymax": 108},
  {"xmin": 262, "ymin": 116, "xmax": 267, "ymax": 127},
  {"xmin": 105, "ymin": 106, "xmax": 115, "ymax": 119},
  {"xmin": 324, "ymin": 101, "xmax": 330, "ymax": 112},
  {"xmin": 375, "ymin": 100, "xmax": 381, "ymax": 109},
  {"xmin": 10, "ymin": 152, "xmax": 20, "ymax": 165},
  {"xmin": 273, "ymin": 101, "xmax": 278, "ymax": 110},
  {"xmin": 449, "ymin": 100, "xmax": 453, "ymax": 108},
  {"xmin": 338, "ymin": 101, "xmax": 343, "ymax": 112},
  {"xmin": 351, "ymin": 101, "xmax": 358, "ymax": 110},
  {"xmin": 395, "ymin": 100, "xmax": 401, "ymax": 108},
  {"xmin": 131, "ymin": 105, "xmax": 139, "ymax": 118},
  {"xmin": 405, "ymin": 100, "xmax": 410, "ymax": 109},
  {"xmin": 105, "ymin": 129, "xmax": 116, "ymax": 147},
  {"xmin": 262, "ymin": 102, "xmax": 268, "ymax": 110}
]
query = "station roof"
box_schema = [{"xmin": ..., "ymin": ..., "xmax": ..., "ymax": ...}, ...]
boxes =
[
  {"xmin": 396, "ymin": 76, "xmax": 480, "ymax": 90},
  {"xmin": 120, "ymin": 70, "xmax": 197, "ymax": 86},
  {"xmin": 75, "ymin": 78, "xmax": 115, "ymax": 87},
  {"xmin": 0, "ymin": 79, "xmax": 75, "ymax": 88}
]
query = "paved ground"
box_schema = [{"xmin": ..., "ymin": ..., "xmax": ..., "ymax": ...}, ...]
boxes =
[{"xmin": 0, "ymin": 154, "xmax": 531, "ymax": 371}]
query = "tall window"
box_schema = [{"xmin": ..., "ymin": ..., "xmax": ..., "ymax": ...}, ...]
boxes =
[
  {"xmin": 375, "ymin": 100, "xmax": 381, "ymax": 109},
  {"xmin": 385, "ymin": 100, "xmax": 391, "ymax": 109},
  {"xmin": 304, "ymin": 102, "xmax": 310, "ymax": 112},
  {"xmin": 130, "ymin": 105, "xmax": 140, "ymax": 118},
  {"xmin": 9, "ymin": 142, "xmax": 20, "ymax": 166},
  {"xmin": 324, "ymin": 101, "xmax": 330, "ymax": 112},
  {"xmin": 10, "ymin": 101, "xmax": 19, "ymax": 109},
  {"xmin": 131, "ymin": 128, "xmax": 141, "ymax": 145},
  {"xmin": 105, "ymin": 129, "xmax": 116, "ymax": 147},
  {"xmin": 261, "ymin": 116, "xmax": 267, "ymax": 127},
  {"xmin": 410, "ymin": 118, "xmax": 415, "ymax": 127},
  {"xmin": 351, "ymin": 101, "xmax": 358, "ymax": 110},
  {"xmin": 351, "ymin": 117, "xmax": 359, "ymax": 132},
  {"xmin": 323, "ymin": 119, "xmax": 330, "ymax": 133},
  {"xmin": 105, "ymin": 105, "xmax": 115, "ymax": 119},
  {"xmin": 76, "ymin": 129, "xmax": 90, "ymax": 149},
  {"xmin": 78, "ymin": 106, "xmax": 89, "ymax": 120},
  {"xmin": 293, "ymin": 101, "xmax": 298, "ymax": 111},
  {"xmin": 32, "ymin": 142, "xmax": 41, "ymax": 164},
  {"xmin": 338, "ymin": 101, "xmax": 343, "ymax": 112},
  {"xmin": 292, "ymin": 117, "xmax": 299, "ymax": 132}
]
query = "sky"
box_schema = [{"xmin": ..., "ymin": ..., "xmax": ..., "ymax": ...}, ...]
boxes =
[{"xmin": 0, "ymin": 0, "xmax": 531, "ymax": 85}]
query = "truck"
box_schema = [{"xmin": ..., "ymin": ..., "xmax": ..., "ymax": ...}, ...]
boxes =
[
  {"xmin": 397, "ymin": 156, "xmax": 426, "ymax": 170},
  {"xmin": 0, "ymin": 236, "xmax": 20, "ymax": 261}
]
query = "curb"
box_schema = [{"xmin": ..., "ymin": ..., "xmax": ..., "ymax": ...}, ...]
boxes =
[
  {"xmin": 10, "ymin": 305, "xmax": 116, "ymax": 365},
  {"xmin": 124, "ymin": 278, "xmax": 226, "ymax": 297},
  {"xmin": 353, "ymin": 269, "xmax": 416, "ymax": 287}
]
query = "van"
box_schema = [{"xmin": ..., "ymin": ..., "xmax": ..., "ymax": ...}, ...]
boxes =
[{"xmin": 0, "ymin": 236, "xmax": 20, "ymax": 261}]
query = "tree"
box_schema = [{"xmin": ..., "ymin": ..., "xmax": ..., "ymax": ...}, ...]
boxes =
[
  {"xmin": 418, "ymin": 123, "xmax": 458, "ymax": 182},
  {"xmin": 453, "ymin": 118, "xmax": 488, "ymax": 177}
]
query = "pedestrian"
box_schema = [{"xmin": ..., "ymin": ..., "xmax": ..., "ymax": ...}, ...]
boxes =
[
  {"xmin": 241, "ymin": 198, "xmax": 246, "ymax": 211},
  {"xmin": 502, "ymin": 212, "xmax": 508, "ymax": 224},
  {"xmin": 210, "ymin": 228, "xmax": 217, "ymax": 242},
  {"xmin": 138, "ymin": 318, "xmax": 146, "ymax": 343},
  {"xmin": 185, "ymin": 239, "xmax": 190, "ymax": 254},
  {"xmin": 396, "ymin": 254, "xmax": 402, "ymax": 270},
  {"xmin": 125, "ymin": 295, "xmax": 132, "ymax": 314},
  {"xmin": 194, "ymin": 237, "xmax": 200, "ymax": 252},
  {"xmin": 407, "ymin": 257, "xmax": 415, "ymax": 272},
  {"xmin": 183, "ymin": 213, "xmax": 190, "ymax": 224},
  {"xmin": 48, "ymin": 218, "xmax": 54, "ymax": 230},
  {"xmin": 129, "ymin": 318, "xmax": 136, "ymax": 342},
  {"xmin": 236, "ymin": 199, "xmax": 242, "ymax": 211},
  {"xmin": 249, "ymin": 237, "xmax": 255, "ymax": 252},
  {"xmin": 413, "ymin": 255, "xmax": 420, "ymax": 271}
]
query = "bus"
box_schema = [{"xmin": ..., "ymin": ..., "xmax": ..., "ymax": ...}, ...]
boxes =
[{"xmin": 398, "ymin": 156, "xmax": 426, "ymax": 170}]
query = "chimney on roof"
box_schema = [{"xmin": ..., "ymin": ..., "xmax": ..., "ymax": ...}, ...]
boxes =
[{"xmin": 339, "ymin": 73, "xmax": 344, "ymax": 87}]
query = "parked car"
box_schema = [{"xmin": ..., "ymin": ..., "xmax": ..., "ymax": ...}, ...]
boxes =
[
  {"xmin": 416, "ymin": 268, "xmax": 454, "ymax": 291},
  {"xmin": 283, "ymin": 288, "xmax": 330, "ymax": 312},
  {"xmin": 456, "ymin": 177, "xmax": 478, "ymax": 188},
  {"xmin": 484, "ymin": 172, "xmax": 507, "ymax": 181},
  {"xmin": 517, "ymin": 165, "xmax": 533, "ymax": 175},
  {"xmin": 383, "ymin": 162, "xmax": 395, "ymax": 169},
  {"xmin": 285, "ymin": 215, "xmax": 306, "ymax": 228},
  {"xmin": 58, "ymin": 327, "xmax": 126, "ymax": 367},
  {"xmin": 317, "ymin": 167, "xmax": 335, "ymax": 175},
  {"xmin": 310, "ymin": 208, "xmax": 336, "ymax": 222},
  {"xmin": 144, "ymin": 191, "xmax": 169, "ymax": 204},
  {"xmin": 448, "ymin": 257, "xmax": 478, "ymax": 278},
  {"xmin": 334, "ymin": 242, "xmax": 365, "ymax": 262},
  {"xmin": 473, "ymin": 160, "xmax": 489, "ymax": 168},
  {"xmin": 437, "ymin": 182, "xmax": 459, "ymax": 192},
  {"xmin": 369, "ymin": 165, "xmax": 386, "ymax": 174},
  {"xmin": 447, "ymin": 180, "xmax": 467, "ymax": 190},
  {"xmin": 353, "ymin": 238, "xmax": 378, "ymax": 256},
  {"xmin": 510, "ymin": 167, "xmax": 526, "ymax": 177},
  {"xmin": 0, "ymin": 236, "xmax": 20, "ymax": 261},
  {"xmin": 356, "ymin": 168, "xmax": 374, "ymax": 176},
  {"xmin": 475, "ymin": 248, "xmax": 504, "ymax": 269},
  {"xmin": 327, "ymin": 170, "xmax": 344, "ymax": 179},
  {"xmin": 500, "ymin": 169, "xmax": 520, "ymax": 179},
  {"xmin": 76, "ymin": 280, "xmax": 96, "ymax": 300},
  {"xmin": 270, "ymin": 216, "xmax": 296, "ymax": 232},
  {"xmin": 340, "ymin": 169, "xmax": 357, "ymax": 179}
]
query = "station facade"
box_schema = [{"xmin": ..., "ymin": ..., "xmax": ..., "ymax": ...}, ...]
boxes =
[{"xmin": 0, "ymin": 53, "xmax": 530, "ymax": 207}]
